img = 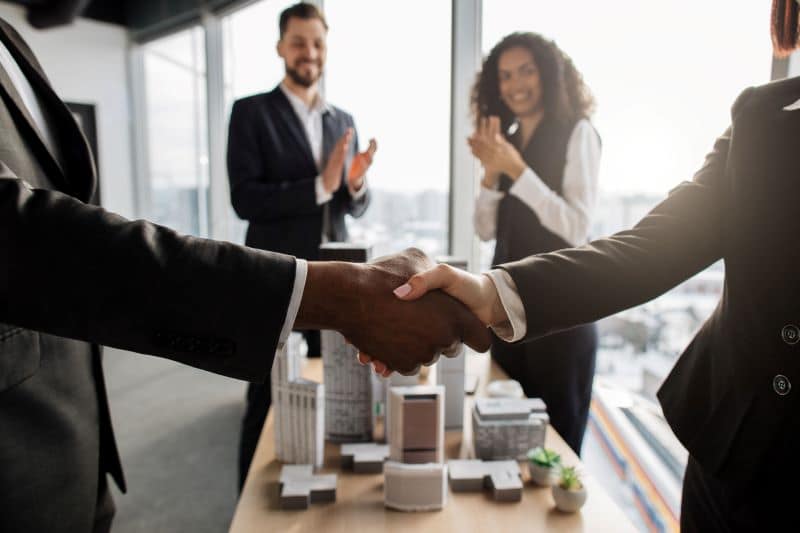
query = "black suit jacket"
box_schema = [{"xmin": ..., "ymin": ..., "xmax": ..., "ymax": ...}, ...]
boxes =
[
  {"xmin": 227, "ymin": 86, "xmax": 370, "ymax": 260},
  {"xmin": 501, "ymin": 78, "xmax": 800, "ymax": 486},
  {"xmin": 0, "ymin": 18, "xmax": 296, "ymax": 532}
]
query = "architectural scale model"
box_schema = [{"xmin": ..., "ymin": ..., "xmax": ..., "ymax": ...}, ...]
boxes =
[
  {"xmin": 340, "ymin": 442, "xmax": 390, "ymax": 474},
  {"xmin": 472, "ymin": 397, "xmax": 549, "ymax": 460},
  {"xmin": 371, "ymin": 373, "xmax": 419, "ymax": 443},
  {"xmin": 319, "ymin": 243, "xmax": 373, "ymax": 442},
  {"xmin": 383, "ymin": 385, "xmax": 447, "ymax": 511},
  {"xmin": 272, "ymin": 334, "xmax": 324, "ymax": 467},
  {"xmin": 278, "ymin": 465, "xmax": 337, "ymax": 510},
  {"xmin": 448, "ymin": 459, "xmax": 523, "ymax": 502},
  {"xmin": 436, "ymin": 344, "xmax": 466, "ymax": 429}
]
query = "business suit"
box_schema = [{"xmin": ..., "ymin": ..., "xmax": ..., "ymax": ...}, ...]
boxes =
[
  {"xmin": 0, "ymin": 18, "xmax": 295, "ymax": 532},
  {"xmin": 227, "ymin": 86, "xmax": 370, "ymax": 488},
  {"xmin": 500, "ymin": 77, "xmax": 800, "ymax": 528}
]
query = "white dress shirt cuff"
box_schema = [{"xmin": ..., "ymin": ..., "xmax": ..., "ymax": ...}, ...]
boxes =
[
  {"xmin": 478, "ymin": 182, "xmax": 505, "ymax": 200},
  {"xmin": 314, "ymin": 176, "xmax": 333, "ymax": 205},
  {"xmin": 277, "ymin": 259, "xmax": 308, "ymax": 352},
  {"xmin": 348, "ymin": 176, "xmax": 368, "ymax": 199},
  {"xmin": 484, "ymin": 269, "xmax": 527, "ymax": 342}
]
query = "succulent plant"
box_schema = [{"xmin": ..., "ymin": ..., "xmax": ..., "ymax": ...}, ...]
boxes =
[
  {"xmin": 559, "ymin": 466, "xmax": 583, "ymax": 491},
  {"xmin": 527, "ymin": 446, "xmax": 561, "ymax": 468}
]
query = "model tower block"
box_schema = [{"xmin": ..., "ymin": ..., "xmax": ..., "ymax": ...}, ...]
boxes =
[
  {"xmin": 319, "ymin": 243, "xmax": 373, "ymax": 442},
  {"xmin": 472, "ymin": 397, "xmax": 549, "ymax": 460},
  {"xmin": 436, "ymin": 344, "xmax": 466, "ymax": 429},
  {"xmin": 272, "ymin": 334, "xmax": 325, "ymax": 467},
  {"xmin": 384, "ymin": 385, "xmax": 447, "ymax": 511}
]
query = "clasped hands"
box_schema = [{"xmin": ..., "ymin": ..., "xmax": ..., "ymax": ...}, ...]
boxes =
[{"xmin": 296, "ymin": 248, "xmax": 508, "ymax": 376}]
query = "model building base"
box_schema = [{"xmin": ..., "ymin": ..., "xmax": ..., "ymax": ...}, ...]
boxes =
[
  {"xmin": 383, "ymin": 461, "xmax": 447, "ymax": 512},
  {"xmin": 278, "ymin": 465, "xmax": 337, "ymax": 510},
  {"xmin": 448, "ymin": 459, "xmax": 523, "ymax": 502},
  {"xmin": 340, "ymin": 443, "xmax": 390, "ymax": 473}
]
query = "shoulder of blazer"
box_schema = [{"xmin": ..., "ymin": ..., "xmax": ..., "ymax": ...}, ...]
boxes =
[{"xmin": 732, "ymin": 76, "xmax": 800, "ymax": 120}]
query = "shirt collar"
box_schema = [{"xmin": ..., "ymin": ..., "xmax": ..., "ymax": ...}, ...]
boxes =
[{"xmin": 279, "ymin": 82, "xmax": 334, "ymax": 117}]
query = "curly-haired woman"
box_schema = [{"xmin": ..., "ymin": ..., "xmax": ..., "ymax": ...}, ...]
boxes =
[{"xmin": 470, "ymin": 32, "xmax": 600, "ymax": 454}]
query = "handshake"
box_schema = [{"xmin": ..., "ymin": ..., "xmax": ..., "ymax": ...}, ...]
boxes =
[{"xmin": 295, "ymin": 248, "xmax": 509, "ymax": 375}]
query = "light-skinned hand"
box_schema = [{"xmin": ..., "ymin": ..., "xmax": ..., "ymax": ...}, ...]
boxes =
[{"xmin": 348, "ymin": 138, "xmax": 377, "ymax": 190}]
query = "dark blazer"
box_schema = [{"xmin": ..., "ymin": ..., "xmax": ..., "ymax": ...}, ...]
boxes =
[
  {"xmin": 0, "ymin": 18, "xmax": 295, "ymax": 532},
  {"xmin": 500, "ymin": 77, "xmax": 800, "ymax": 486},
  {"xmin": 227, "ymin": 87, "xmax": 370, "ymax": 260}
]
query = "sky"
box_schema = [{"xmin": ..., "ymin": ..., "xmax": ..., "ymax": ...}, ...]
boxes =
[{"xmin": 147, "ymin": 0, "xmax": 774, "ymax": 197}]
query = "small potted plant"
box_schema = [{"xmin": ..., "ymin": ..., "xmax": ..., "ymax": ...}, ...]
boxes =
[
  {"xmin": 527, "ymin": 447, "xmax": 561, "ymax": 486},
  {"xmin": 552, "ymin": 465, "xmax": 587, "ymax": 513}
]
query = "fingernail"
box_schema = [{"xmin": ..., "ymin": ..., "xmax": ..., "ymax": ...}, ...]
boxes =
[{"xmin": 393, "ymin": 284, "xmax": 412, "ymax": 298}]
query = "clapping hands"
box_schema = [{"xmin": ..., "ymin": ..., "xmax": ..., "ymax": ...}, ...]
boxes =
[{"xmin": 468, "ymin": 116, "xmax": 527, "ymax": 182}]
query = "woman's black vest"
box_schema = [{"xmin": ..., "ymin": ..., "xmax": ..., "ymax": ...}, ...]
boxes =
[{"xmin": 492, "ymin": 116, "xmax": 577, "ymax": 267}]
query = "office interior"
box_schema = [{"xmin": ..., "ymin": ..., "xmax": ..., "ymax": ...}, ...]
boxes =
[{"xmin": 1, "ymin": 0, "xmax": 794, "ymax": 531}]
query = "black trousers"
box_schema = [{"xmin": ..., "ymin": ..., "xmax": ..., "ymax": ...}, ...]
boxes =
[
  {"xmin": 237, "ymin": 329, "xmax": 320, "ymax": 490},
  {"xmin": 681, "ymin": 456, "xmax": 791, "ymax": 531},
  {"xmin": 491, "ymin": 323, "xmax": 597, "ymax": 455}
]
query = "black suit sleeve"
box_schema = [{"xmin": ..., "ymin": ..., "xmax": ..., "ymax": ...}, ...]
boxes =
[
  {"xmin": 501, "ymin": 88, "xmax": 754, "ymax": 342},
  {"xmin": 227, "ymin": 99, "xmax": 319, "ymax": 223},
  {"xmin": 0, "ymin": 164, "xmax": 296, "ymax": 382}
]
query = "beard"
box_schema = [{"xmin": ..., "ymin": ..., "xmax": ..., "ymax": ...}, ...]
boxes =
[{"xmin": 285, "ymin": 60, "xmax": 322, "ymax": 88}]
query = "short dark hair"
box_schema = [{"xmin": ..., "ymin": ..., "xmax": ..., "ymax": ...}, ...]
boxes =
[
  {"xmin": 279, "ymin": 2, "xmax": 328, "ymax": 39},
  {"xmin": 772, "ymin": 0, "xmax": 800, "ymax": 57}
]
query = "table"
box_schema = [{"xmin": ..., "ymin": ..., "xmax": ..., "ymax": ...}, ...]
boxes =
[{"xmin": 230, "ymin": 353, "xmax": 636, "ymax": 532}]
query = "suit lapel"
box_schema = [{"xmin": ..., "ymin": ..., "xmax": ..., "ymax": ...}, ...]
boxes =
[{"xmin": 0, "ymin": 17, "xmax": 96, "ymax": 201}]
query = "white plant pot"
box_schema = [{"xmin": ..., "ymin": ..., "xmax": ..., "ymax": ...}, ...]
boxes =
[
  {"xmin": 528, "ymin": 462, "xmax": 560, "ymax": 487},
  {"xmin": 552, "ymin": 484, "xmax": 587, "ymax": 513}
]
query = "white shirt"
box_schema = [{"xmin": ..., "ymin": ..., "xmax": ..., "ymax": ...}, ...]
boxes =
[
  {"xmin": 279, "ymin": 83, "xmax": 367, "ymax": 205},
  {"xmin": 476, "ymin": 119, "xmax": 601, "ymax": 342},
  {"xmin": 474, "ymin": 118, "xmax": 601, "ymax": 247}
]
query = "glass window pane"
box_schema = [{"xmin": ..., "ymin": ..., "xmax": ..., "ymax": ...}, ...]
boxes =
[
  {"xmin": 221, "ymin": 0, "xmax": 296, "ymax": 244},
  {"xmin": 324, "ymin": 0, "xmax": 452, "ymax": 258},
  {"xmin": 142, "ymin": 26, "xmax": 209, "ymax": 237},
  {"xmin": 481, "ymin": 2, "xmax": 771, "ymax": 529}
]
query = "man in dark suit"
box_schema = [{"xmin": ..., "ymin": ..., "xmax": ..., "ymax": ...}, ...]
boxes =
[
  {"xmin": 0, "ymin": 4, "xmax": 489, "ymax": 532},
  {"xmin": 390, "ymin": 5, "xmax": 800, "ymax": 524},
  {"xmin": 226, "ymin": 2, "xmax": 376, "ymax": 488}
]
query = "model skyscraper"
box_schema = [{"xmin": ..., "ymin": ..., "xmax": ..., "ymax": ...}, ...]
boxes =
[
  {"xmin": 272, "ymin": 334, "xmax": 325, "ymax": 467},
  {"xmin": 319, "ymin": 243, "xmax": 373, "ymax": 442}
]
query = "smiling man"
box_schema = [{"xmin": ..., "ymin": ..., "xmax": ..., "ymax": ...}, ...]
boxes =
[{"xmin": 226, "ymin": 2, "xmax": 378, "ymax": 489}]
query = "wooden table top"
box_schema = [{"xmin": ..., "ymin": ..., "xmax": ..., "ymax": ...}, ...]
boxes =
[{"xmin": 230, "ymin": 352, "xmax": 636, "ymax": 532}]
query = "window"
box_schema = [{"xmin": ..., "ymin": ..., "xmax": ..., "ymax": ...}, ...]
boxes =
[
  {"xmin": 141, "ymin": 26, "xmax": 209, "ymax": 237},
  {"xmin": 324, "ymin": 0, "xmax": 453, "ymax": 258},
  {"xmin": 481, "ymin": 3, "xmax": 772, "ymax": 528},
  {"xmin": 220, "ymin": 0, "xmax": 297, "ymax": 244},
  {"xmin": 481, "ymin": 0, "xmax": 771, "ymax": 369}
]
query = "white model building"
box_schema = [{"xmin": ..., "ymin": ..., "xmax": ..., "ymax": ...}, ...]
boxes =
[
  {"xmin": 279, "ymin": 465, "xmax": 337, "ymax": 510},
  {"xmin": 448, "ymin": 459, "xmax": 523, "ymax": 502},
  {"xmin": 371, "ymin": 373, "xmax": 419, "ymax": 443},
  {"xmin": 272, "ymin": 334, "xmax": 325, "ymax": 468},
  {"xmin": 383, "ymin": 385, "xmax": 447, "ymax": 511},
  {"xmin": 436, "ymin": 344, "xmax": 466, "ymax": 429},
  {"xmin": 472, "ymin": 397, "xmax": 549, "ymax": 461},
  {"xmin": 319, "ymin": 243, "xmax": 373, "ymax": 442},
  {"xmin": 340, "ymin": 442, "xmax": 390, "ymax": 473}
]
